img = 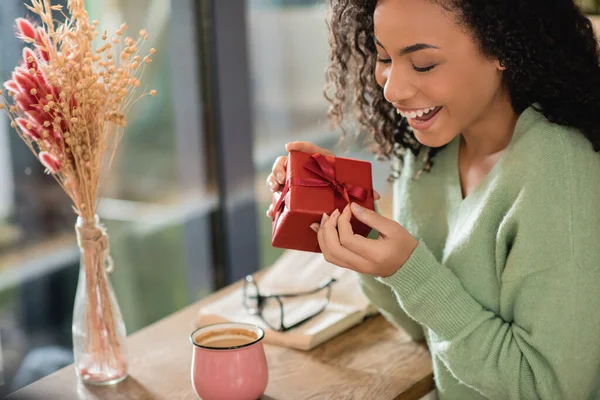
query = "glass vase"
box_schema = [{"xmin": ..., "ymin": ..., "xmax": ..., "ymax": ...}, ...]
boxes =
[{"xmin": 72, "ymin": 215, "xmax": 127, "ymax": 385}]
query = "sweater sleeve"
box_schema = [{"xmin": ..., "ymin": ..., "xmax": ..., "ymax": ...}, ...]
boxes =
[
  {"xmin": 357, "ymin": 201, "xmax": 426, "ymax": 341},
  {"xmin": 357, "ymin": 273, "xmax": 425, "ymax": 341},
  {"xmin": 379, "ymin": 240, "xmax": 600, "ymax": 400}
]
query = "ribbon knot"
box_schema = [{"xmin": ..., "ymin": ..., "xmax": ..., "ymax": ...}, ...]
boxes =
[{"xmin": 272, "ymin": 153, "xmax": 369, "ymax": 219}]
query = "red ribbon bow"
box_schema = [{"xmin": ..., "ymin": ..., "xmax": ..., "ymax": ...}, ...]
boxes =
[{"xmin": 272, "ymin": 153, "xmax": 369, "ymax": 220}]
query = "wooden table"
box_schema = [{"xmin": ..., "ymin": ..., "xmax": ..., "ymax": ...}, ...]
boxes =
[{"xmin": 11, "ymin": 277, "xmax": 434, "ymax": 400}]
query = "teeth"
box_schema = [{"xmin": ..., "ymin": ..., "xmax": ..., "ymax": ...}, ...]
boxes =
[{"xmin": 396, "ymin": 106, "xmax": 438, "ymax": 119}]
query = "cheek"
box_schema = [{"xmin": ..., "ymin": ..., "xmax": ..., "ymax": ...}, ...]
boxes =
[
  {"xmin": 428, "ymin": 61, "xmax": 501, "ymax": 116},
  {"xmin": 457, "ymin": 56, "xmax": 501, "ymax": 95},
  {"xmin": 449, "ymin": 65, "xmax": 503, "ymax": 123},
  {"xmin": 374, "ymin": 64, "xmax": 387, "ymax": 89},
  {"xmin": 420, "ymin": 77, "xmax": 453, "ymax": 104},
  {"xmin": 409, "ymin": 72, "xmax": 454, "ymax": 110}
]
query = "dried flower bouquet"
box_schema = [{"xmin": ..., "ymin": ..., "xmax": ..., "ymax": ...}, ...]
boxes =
[{"xmin": 0, "ymin": 0, "xmax": 156, "ymax": 384}]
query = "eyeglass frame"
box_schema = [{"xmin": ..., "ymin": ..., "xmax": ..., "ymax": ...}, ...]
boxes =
[{"xmin": 242, "ymin": 275, "xmax": 337, "ymax": 332}]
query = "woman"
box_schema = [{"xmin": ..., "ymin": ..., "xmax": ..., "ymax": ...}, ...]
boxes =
[{"xmin": 266, "ymin": 0, "xmax": 600, "ymax": 398}]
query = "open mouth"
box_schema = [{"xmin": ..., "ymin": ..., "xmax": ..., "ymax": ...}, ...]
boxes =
[{"xmin": 398, "ymin": 106, "xmax": 444, "ymax": 131}]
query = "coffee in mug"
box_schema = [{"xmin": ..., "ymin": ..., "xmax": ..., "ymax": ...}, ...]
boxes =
[{"xmin": 193, "ymin": 327, "xmax": 258, "ymax": 349}]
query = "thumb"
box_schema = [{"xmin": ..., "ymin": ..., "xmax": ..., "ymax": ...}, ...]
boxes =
[
  {"xmin": 285, "ymin": 141, "xmax": 334, "ymax": 156},
  {"xmin": 350, "ymin": 202, "xmax": 395, "ymax": 236}
]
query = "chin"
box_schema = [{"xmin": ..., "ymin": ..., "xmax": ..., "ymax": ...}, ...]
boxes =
[{"xmin": 412, "ymin": 131, "xmax": 456, "ymax": 148}]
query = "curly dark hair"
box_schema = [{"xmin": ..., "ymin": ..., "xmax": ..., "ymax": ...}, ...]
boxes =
[{"xmin": 324, "ymin": 0, "xmax": 600, "ymax": 179}]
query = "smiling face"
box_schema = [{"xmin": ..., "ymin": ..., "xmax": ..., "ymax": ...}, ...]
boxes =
[{"xmin": 374, "ymin": 0, "xmax": 507, "ymax": 148}]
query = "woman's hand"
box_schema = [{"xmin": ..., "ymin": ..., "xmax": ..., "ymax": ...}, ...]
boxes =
[
  {"xmin": 265, "ymin": 141, "xmax": 380, "ymax": 218},
  {"xmin": 311, "ymin": 203, "xmax": 419, "ymax": 278},
  {"xmin": 265, "ymin": 141, "xmax": 334, "ymax": 218}
]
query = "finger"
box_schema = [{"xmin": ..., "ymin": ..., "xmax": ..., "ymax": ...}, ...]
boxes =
[
  {"xmin": 374, "ymin": 190, "xmax": 381, "ymax": 201},
  {"xmin": 266, "ymin": 203, "xmax": 274, "ymax": 218},
  {"xmin": 271, "ymin": 155, "xmax": 288, "ymax": 186},
  {"xmin": 317, "ymin": 213, "xmax": 330, "ymax": 258},
  {"xmin": 318, "ymin": 212, "xmax": 346, "ymax": 268},
  {"xmin": 266, "ymin": 174, "xmax": 279, "ymax": 192},
  {"xmin": 285, "ymin": 141, "xmax": 334, "ymax": 156},
  {"xmin": 320, "ymin": 209, "xmax": 370, "ymax": 271},
  {"xmin": 350, "ymin": 202, "xmax": 397, "ymax": 237},
  {"xmin": 337, "ymin": 205, "xmax": 379, "ymax": 259}
]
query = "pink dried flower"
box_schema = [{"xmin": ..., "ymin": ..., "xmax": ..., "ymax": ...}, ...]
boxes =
[
  {"xmin": 27, "ymin": 110, "xmax": 53, "ymax": 130},
  {"xmin": 16, "ymin": 117, "xmax": 41, "ymax": 140},
  {"xmin": 20, "ymin": 48, "xmax": 50, "ymax": 90},
  {"xmin": 2, "ymin": 1, "xmax": 154, "ymax": 222},
  {"xmin": 13, "ymin": 67, "xmax": 38, "ymax": 94},
  {"xmin": 15, "ymin": 93, "xmax": 35, "ymax": 112},
  {"xmin": 35, "ymin": 69, "xmax": 49, "ymax": 90},
  {"xmin": 4, "ymin": 80, "xmax": 19, "ymax": 93},
  {"xmin": 39, "ymin": 151, "xmax": 61, "ymax": 174},
  {"xmin": 15, "ymin": 18, "xmax": 51, "ymax": 63},
  {"xmin": 16, "ymin": 18, "xmax": 37, "ymax": 42},
  {"xmin": 35, "ymin": 27, "xmax": 50, "ymax": 62},
  {"xmin": 22, "ymin": 48, "xmax": 38, "ymax": 71}
]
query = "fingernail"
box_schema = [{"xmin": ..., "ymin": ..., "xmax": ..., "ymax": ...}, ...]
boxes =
[
  {"xmin": 268, "ymin": 179, "xmax": 276, "ymax": 191},
  {"xmin": 332, "ymin": 208, "xmax": 340, "ymax": 217},
  {"xmin": 310, "ymin": 223, "xmax": 319, "ymax": 232},
  {"xmin": 320, "ymin": 213, "xmax": 328, "ymax": 226},
  {"xmin": 276, "ymin": 172, "xmax": 284, "ymax": 184},
  {"xmin": 351, "ymin": 203, "xmax": 363, "ymax": 213}
]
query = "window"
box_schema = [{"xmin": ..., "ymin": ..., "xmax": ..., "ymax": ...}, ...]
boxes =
[{"xmin": 0, "ymin": 0, "xmax": 216, "ymax": 393}]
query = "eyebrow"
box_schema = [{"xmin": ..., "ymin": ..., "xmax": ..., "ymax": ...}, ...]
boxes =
[{"xmin": 374, "ymin": 37, "xmax": 440, "ymax": 55}]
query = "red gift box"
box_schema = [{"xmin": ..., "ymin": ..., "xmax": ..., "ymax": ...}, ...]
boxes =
[{"xmin": 271, "ymin": 150, "xmax": 375, "ymax": 253}]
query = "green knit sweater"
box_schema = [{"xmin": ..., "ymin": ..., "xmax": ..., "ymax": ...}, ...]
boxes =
[{"xmin": 359, "ymin": 105, "xmax": 600, "ymax": 399}]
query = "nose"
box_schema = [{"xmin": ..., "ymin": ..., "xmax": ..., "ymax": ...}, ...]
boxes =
[{"xmin": 381, "ymin": 65, "xmax": 417, "ymax": 105}]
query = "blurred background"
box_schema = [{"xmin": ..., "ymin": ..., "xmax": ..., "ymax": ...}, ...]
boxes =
[
  {"xmin": 1, "ymin": 0, "xmax": 597, "ymax": 396},
  {"xmin": 0, "ymin": 0, "xmax": 394, "ymax": 395}
]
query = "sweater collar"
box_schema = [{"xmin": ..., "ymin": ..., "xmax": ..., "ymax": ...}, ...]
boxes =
[{"xmin": 447, "ymin": 103, "xmax": 542, "ymax": 205}]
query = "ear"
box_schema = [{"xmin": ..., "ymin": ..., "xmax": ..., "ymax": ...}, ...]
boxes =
[{"xmin": 495, "ymin": 59, "xmax": 507, "ymax": 71}]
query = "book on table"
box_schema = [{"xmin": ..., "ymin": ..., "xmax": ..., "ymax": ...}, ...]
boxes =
[{"xmin": 197, "ymin": 250, "xmax": 378, "ymax": 351}]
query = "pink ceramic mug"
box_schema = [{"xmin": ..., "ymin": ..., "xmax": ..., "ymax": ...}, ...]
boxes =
[{"xmin": 190, "ymin": 322, "xmax": 268, "ymax": 400}]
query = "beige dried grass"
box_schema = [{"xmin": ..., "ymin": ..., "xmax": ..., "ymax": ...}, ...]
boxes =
[{"xmin": 0, "ymin": 0, "xmax": 157, "ymax": 381}]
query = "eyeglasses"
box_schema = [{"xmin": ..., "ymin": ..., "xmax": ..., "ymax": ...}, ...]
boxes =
[{"xmin": 242, "ymin": 275, "xmax": 337, "ymax": 332}]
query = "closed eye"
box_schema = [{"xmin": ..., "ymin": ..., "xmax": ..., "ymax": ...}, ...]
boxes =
[
  {"xmin": 413, "ymin": 64, "xmax": 437, "ymax": 73},
  {"xmin": 377, "ymin": 56, "xmax": 391, "ymax": 64}
]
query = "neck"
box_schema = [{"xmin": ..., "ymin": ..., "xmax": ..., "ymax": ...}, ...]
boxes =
[{"xmin": 460, "ymin": 93, "xmax": 519, "ymax": 161}]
